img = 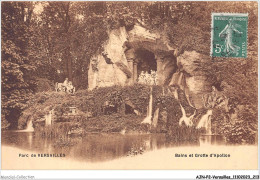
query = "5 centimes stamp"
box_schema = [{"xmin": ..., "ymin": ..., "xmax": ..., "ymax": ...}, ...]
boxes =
[{"xmin": 211, "ymin": 13, "xmax": 248, "ymax": 58}]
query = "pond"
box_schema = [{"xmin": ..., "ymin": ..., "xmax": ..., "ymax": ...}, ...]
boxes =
[{"xmin": 1, "ymin": 131, "xmax": 226, "ymax": 163}]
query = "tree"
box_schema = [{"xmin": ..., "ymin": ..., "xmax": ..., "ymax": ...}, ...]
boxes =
[
  {"xmin": 36, "ymin": 2, "xmax": 108, "ymax": 88},
  {"xmin": 38, "ymin": 2, "xmax": 73, "ymax": 81},
  {"xmin": 1, "ymin": 2, "xmax": 37, "ymax": 129}
]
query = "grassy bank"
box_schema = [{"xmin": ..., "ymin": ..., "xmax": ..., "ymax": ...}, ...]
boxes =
[
  {"xmin": 17, "ymin": 84, "xmax": 258, "ymax": 144},
  {"xmin": 18, "ymin": 84, "xmax": 201, "ymax": 143}
]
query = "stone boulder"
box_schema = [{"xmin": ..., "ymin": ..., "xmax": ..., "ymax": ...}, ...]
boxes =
[
  {"xmin": 88, "ymin": 27, "xmax": 130, "ymax": 90},
  {"xmin": 169, "ymin": 51, "xmax": 213, "ymax": 109},
  {"xmin": 127, "ymin": 25, "xmax": 174, "ymax": 52},
  {"xmin": 161, "ymin": 55, "xmax": 177, "ymax": 85}
]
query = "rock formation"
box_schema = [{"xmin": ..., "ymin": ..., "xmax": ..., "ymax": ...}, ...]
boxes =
[
  {"xmin": 169, "ymin": 51, "xmax": 213, "ymax": 109},
  {"xmin": 88, "ymin": 24, "xmax": 213, "ymax": 109},
  {"xmin": 88, "ymin": 27, "xmax": 129, "ymax": 90},
  {"xmin": 88, "ymin": 24, "xmax": 175, "ymax": 89}
]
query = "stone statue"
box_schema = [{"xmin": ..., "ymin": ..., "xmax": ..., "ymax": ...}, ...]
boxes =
[
  {"xmin": 137, "ymin": 70, "xmax": 158, "ymax": 85},
  {"xmin": 55, "ymin": 78, "xmax": 75, "ymax": 94},
  {"xmin": 66, "ymin": 81, "xmax": 75, "ymax": 94},
  {"xmin": 203, "ymin": 86, "xmax": 226, "ymax": 109}
]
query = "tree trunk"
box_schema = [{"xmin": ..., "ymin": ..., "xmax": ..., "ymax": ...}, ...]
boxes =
[
  {"xmin": 66, "ymin": 47, "xmax": 72, "ymax": 81},
  {"xmin": 63, "ymin": 2, "xmax": 72, "ymax": 81}
]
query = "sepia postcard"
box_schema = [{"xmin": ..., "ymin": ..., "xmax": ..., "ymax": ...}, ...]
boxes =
[{"xmin": 1, "ymin": 0, "xmax": 259, "ymax": 174}]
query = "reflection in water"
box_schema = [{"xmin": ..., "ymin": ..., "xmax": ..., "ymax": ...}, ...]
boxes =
[
  {"xmin": 25, "ymin": 120, "xmax": 34, "ymax": 132},
  {"xmin": 16, "ymin": 120, "xmax": 34, "ymax": 132},
  {"xmin": 28, "ymin": 133, "xmax": 33, "ymax": 149},
  {"xmin": 1, "ymin": 131, "xmax": 226, "ymax": 163},
  {"xmin": 199, "ymin": 135, "xmax": 226, "ymax": 146}
]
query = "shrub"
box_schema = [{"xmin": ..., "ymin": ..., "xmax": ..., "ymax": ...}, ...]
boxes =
[
  {"xmin": 35, "ymin": 122, "xmax": 78, "ymax": 138},
  {"xmin": 215, "ymin": 105, "xmax": 258, "ymax": 144},
  {"xmin": 166, "ymin": 125, "xmax": 200, "ymax": 143}
]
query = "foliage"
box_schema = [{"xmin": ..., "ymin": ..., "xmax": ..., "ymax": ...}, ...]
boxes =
[
  {"xmin": 213, "ymin": 105, "xmax": 257, "ymax": 144},
  {"xmin": 35, "ymin": 78, "xmax": 54, "ymax": 92},
  {"xmin": 84, "ymin": 114, "xmax": 146, "ymax": 133},
  {"xmin": 18, "ymin": 85, "xmax": 189, "ymax": 136},
  {"xmin": 153, "ymin": 93, "xmax": 180, "ymax": 131},
  {"xmin": 191, "ymin": 2, "xmax": 258, "ymax": 144},
  {"xmin": 166, "ymin": 125, "xmax": 200, "ymax": 143},
  {"xmin": 22, "ymin": 1, "xmax": 257, "ymax": 88},
  {"xmin": 35, "ymin": 122, "xmax": 76, "ymax": 138},
  {"xmin": 221, "ymin": 121, "xmax": 257, "ymax": 144},
  {"xmin": 1, "ymin": 2, "xmax": 37, "ymax": 129},
  {"xmin": 33, "ymin": 2, "xmax": 109, "ymax": 88},
  {"xmin": 35, "ymin": 122, "xmax": 79, "ymax": 147},
  {"xmin": 18, "ymin": 84, "xmax": 151, "ymax": 129},
  {"xmin": 153, "ymin": 92, "xmax": 199, "ymax": 142},
  {"xmin": 201, "ymin": 35, "xmax": 258, "ymax": 144}
]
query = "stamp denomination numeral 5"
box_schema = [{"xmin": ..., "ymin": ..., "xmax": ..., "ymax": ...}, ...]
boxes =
[{"xmin": 214, "ymin": 44, "xmax": 223, "ymax": 53}]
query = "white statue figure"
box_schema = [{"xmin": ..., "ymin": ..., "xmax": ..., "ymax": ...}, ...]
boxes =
[
  {"xmin": 138, "ymin": 71, "xmax": 158, "ymax": 85},
  {"xmin": 63, "ymin": 78, "xmax": 69, "ymax": 87},
  {"xmin": 151, "ymin": 70, "xmax": 158, "ymax": 85},
  {"xmin": 66, "ymin": 81, "xmax": 75, "ymax": 94},
  {"xmin": 219, "ymin": 19, "xmax": 243, "ymax": 56},
  {"xmin": 55, "ymin": 78, "xmax": 75, "ymax": 94},
  {"xmin": 138, "ymin": 71, "xmax": 146, "ymax": 84}
]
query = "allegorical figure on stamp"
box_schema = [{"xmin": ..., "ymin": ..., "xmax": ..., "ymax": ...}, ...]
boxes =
[{"xmin": 219, "ymin": 19, "xmax": 243, "ymax": 56}]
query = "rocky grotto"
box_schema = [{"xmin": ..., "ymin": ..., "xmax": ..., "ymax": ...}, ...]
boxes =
[{"xmin": 88, "ymin": 23, "xmax": 213, "ymax": 109}]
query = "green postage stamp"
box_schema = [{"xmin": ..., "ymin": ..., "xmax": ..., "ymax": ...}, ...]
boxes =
[{"xmin": 211, "ymin": 13, "xmax": 248, "ymax": 58}]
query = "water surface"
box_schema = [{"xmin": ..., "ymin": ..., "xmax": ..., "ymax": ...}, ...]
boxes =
[{"xmin": 1, "ymin": 131, "xmax": 226, "ymax": 162}]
